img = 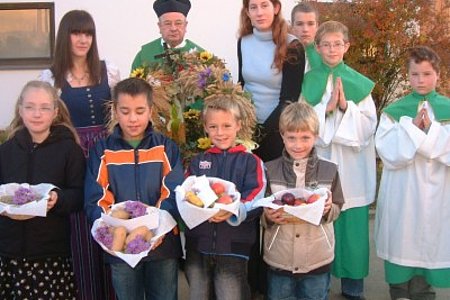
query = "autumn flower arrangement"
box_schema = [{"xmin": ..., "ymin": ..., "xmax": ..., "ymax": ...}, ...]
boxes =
[{"xmin": 130, "ymin": 49, "xmax": 256, "ymax": 165}]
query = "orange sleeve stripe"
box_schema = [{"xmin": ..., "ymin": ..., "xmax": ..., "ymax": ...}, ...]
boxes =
[
  {"xmin": 98, "ymin": 190, "xmax": 115, "ymax": 212},
  {"xmin": 96, "ymin": 154, "xmax": 115, "ymax": 211},
  {"xmin": 96, "ymin": 146, "xmax": 174, "ymax": 209},
  {"xmin": 156, "ymin": 151, "xmax": 173, "ymax": 207}
]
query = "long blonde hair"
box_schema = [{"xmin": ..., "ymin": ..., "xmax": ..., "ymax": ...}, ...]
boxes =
[
  {"xmin": 238, "ymin": 0, "xmax": 289, "ymax": 72},
  {"xmin": 8, "ymin": 80, "xmax": 80, "ymax": 144}
]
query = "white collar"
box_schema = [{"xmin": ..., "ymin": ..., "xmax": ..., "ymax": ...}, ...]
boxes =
[{"xmin": 160, "ymin": 38, "xmax": 187, "ymax": 49}]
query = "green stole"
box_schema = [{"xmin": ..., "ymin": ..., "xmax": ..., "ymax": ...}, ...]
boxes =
[
  {"xmin": 305, "ymin": 43, "xmax": 322, "ymax": 70},
  {"xmin": 302, "ymin": 61, "xmax": 375, "ymax": 106},
  {"xmin": 383, "ymin": 90, "xmax": 450, "ymax": 122},
  {"xmin": 132, "ymin": 38, "xmax": 204, "ymax": 70}
]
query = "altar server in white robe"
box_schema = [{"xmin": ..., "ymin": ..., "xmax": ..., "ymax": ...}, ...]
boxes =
[{"xmin": 375, "ymin": 45, "xmax": 450, "ymax": 300}]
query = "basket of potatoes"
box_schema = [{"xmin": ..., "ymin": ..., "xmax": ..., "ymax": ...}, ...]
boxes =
[
  {"xmin": 92, "ymin": 201, "xmax": 177, "ymax": 267},
  {"xmin": 101, "ymin": 200, "xmax": 160, "ymax": 231},
  {"xmin": 0, "ymin": 183, "xmax": 56, "ymax": 217}
]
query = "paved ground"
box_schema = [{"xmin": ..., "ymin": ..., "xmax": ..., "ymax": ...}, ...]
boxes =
[{"xmin": 177, "ymin": 215, "xmax": 450, "ymax": 299}]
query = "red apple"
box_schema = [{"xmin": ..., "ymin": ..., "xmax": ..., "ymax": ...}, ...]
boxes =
[
  {"xmin": 211, "ymin": 182, "xmax": 226, "ymax": 196},
  {"xmin": 306, "ymin": 194, "xmax": 320, "ymax": 204},
  {"xmin": 294, "ymin": 198, "xmax": 306, "ymax": 206},
  {"xmin": 216, "ymin": 194, "xmax": 233, "ymax": 204},
  {"xmin": 281, "ymin": 192, "xmax": 296, "ymax": 206},
  {"xmin": 272, "ymin": 199, "xmax": 284, "ymax": 206}
]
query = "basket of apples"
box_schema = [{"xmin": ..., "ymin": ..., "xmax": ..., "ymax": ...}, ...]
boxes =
[
  {"xmin": 253, "ymin": 187, "xmax": 328, "ymax": 225},
  {"xmin": 175, "ymin": 175, "xmax": 241, "ymax": 229}
]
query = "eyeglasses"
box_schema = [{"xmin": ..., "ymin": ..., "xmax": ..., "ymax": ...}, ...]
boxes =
[
  {"xmin": 21, "ymin": 105, "xmax": 55, "ymax": 114},
  {"xmin": 160, "ymin": 20, "xmax": 186, "ymax": 28},
  {"xmin": 319, "ymin": 41, "xmax": 346, "ymax": 50}
]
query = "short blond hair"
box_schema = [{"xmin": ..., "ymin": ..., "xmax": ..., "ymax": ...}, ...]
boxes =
[
  {"xmin": 315, "ymin": 20, "xmax": 349, "ymax": 45},
  {"xmin": 279, "ymin": 101, "xmax": 319, "ymax": 135},
  {"xmin": 202, "ymin": 94, "xmax": 256, "ymax": 141}
]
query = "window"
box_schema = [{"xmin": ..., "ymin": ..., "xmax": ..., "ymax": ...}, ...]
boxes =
[{"xmin": 0, "ymin": 2, "xmax": 55, "ymax": 70}]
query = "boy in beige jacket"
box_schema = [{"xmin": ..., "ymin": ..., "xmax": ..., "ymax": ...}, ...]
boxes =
[{"xmin": 263, "ymin": 101, "xmax": 344, "ymax": 300}]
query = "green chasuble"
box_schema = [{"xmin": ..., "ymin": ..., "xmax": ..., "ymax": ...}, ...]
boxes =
[
  {"xmin": 383, "ymin": 90, "xmax": 450, "ymax": 122},
  {"xmin": 131, "ymin": 38, "xmax": 204, "ymax": 71},
  {"xmin": 305, "ymin": 43, "xmax": 322, "ymax": 70},
  {"xmin": 302, "ymin": 61, "xmax": 375, "ymax": 106}
]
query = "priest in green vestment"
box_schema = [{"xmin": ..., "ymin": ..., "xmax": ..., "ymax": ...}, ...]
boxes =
[{"xmin": 131, "ymin": 0, "xmax": 204, "ymax": 70}]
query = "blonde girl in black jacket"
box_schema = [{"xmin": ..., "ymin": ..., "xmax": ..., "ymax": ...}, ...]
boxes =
[{"xmin": 0, "ymin": 81, "xmax": 85, "ymax": 299}]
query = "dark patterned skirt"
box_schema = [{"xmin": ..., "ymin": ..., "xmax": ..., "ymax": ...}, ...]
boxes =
[
  {"xmin": 0, "ymin": 256, "xmax": 77, "ymax": 300},
  {"xmin": 71, "ymin": 126, "xmax": 116, "ymax": 300},
  {"xmin": 76, "ymin": 126, "xmax": 109, "ymax": 157}
]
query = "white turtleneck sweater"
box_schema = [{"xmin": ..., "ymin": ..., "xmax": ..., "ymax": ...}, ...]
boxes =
[{"xmin": 240, "ymin": 29, "xmax": 296, "ymax": 123}]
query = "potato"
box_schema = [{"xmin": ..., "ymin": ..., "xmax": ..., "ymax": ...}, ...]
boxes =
[
  {"xmin": 110, "ymin": 208, "xmax": 130, "ymax": 219},
  {"xmin": 145, "ymin": 230, "xmax": 155, "ymax": 242},
  {"xmin": 125, "ymin": 226, "xmax": 149, "ymax": 245},
  {"xmin": 111, "ymin": 226, "xmax": 127, "ymax": 251}
]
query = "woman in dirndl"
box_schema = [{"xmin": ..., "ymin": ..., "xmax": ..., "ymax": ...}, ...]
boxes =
[{"xmin": 39, "ymin": 10, "xmax": 120, "ymax": 300}]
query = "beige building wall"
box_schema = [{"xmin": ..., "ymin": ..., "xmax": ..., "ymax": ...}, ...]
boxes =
[{"xmin": 0, "ymin": 0, "xmax": 302, "ymax": 128}]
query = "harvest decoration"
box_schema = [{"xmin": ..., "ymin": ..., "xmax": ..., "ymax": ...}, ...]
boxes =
[{"xmin": 130, "ymin": 49, "xmax": 256, "ymax": 164}]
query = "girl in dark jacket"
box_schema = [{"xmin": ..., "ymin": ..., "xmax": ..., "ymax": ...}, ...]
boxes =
[{"xmin": 0, "ymin": 80, "xmax": 85, "ymax": 299}]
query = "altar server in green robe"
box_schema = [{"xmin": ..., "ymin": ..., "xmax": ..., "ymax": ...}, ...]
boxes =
[{"xmin": 300, "ymin": 20, "xmax": 377, "ymax": 300}]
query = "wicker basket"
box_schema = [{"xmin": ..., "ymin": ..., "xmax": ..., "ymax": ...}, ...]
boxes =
[
  {"xmin": 281, "ymin": 210, "xmax": 306, "ymax": 224},
  {"xmin": 0, "ymin": 195, "xmax": 13, "ymax": 204}
]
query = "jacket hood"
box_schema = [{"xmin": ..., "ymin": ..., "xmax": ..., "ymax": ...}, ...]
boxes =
[
  {"xmin": 206, "ymin": 144, "xmax": 247, "ymax": 154},
  {"xmin": 14, "ymin": 125, "xmax": 77, "ymax": 150}
]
